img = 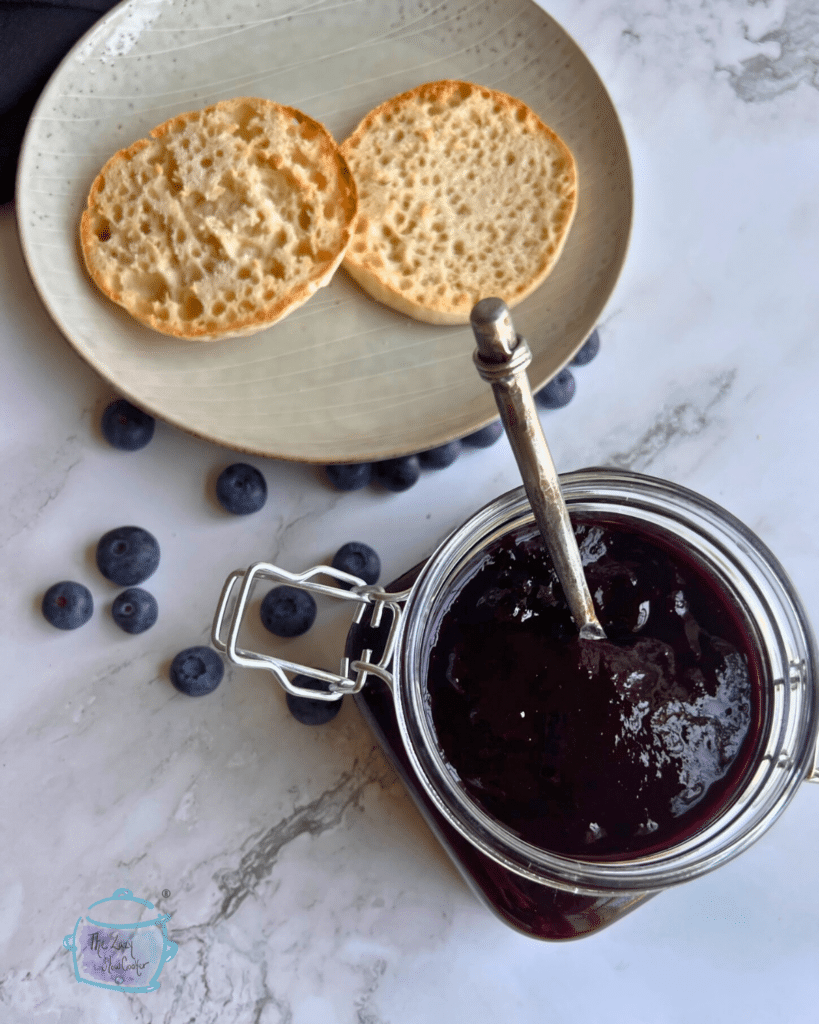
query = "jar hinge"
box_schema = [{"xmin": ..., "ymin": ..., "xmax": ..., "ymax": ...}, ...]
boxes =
[{"xmin": 212, "ymin": 561, "xmax": 409, "ymax": 700}]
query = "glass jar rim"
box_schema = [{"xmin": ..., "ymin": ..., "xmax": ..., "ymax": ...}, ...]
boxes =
[{"xmin": 394, "ymin": 468, "xmax": 819, "ymax": 893}]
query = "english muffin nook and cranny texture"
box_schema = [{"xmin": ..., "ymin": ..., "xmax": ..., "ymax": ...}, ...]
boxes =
[
  {"xmin": 340, "ymin": 80, "xmax": 578, "ymax": 325},
  {"xmin": 79, "ymin": 97, "xmax": 358, "ymax": 340},
  {"xmin": 79, "ymin": 84, "xmax": 576, "ymax": 337}
]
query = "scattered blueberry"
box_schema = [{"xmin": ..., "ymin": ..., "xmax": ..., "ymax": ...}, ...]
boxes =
[
  {"xmin": 260, "ymin": 585, "xmax": 317, "ymax": 637},
  {"xmin": 96, "ymin": 526, "xmax": 160, "ymax": 586},
  {"xmin": 461, "ymin": 421, "xmax": 504, "ymax": 448},
  {"xmin": 215, "ymin": 463, "xmax": 267, "ymax": 515},
  {"xmin": 285, "ymin": 674, "xmax": 343, "ymax": 726},
  {"xmin": 101, "ymin": 399, "xmax": 155, "ymax": 451},
  {"xmin": 332, "ymin": 541, "xmax": 381, "ymax": 586},
  {"xmin": 419, "ymin": 440, "xmax": 462, "ymax": 469},
  {"xmin": 535, "ymin": 368, "xmax": 576, "ymax": 410},
  {"xmin": 571, "ymin": 329, "xmax": 601, "ymax": 366},
  {"xmin": 42, "ymin": 581, "xmax": 93, "ymax": 630},
  {"xmin": 170, "ymin": 646, "xmax": 224, "ymax": 696},
  {"xmin": 373, "ymin": 455, "xmax": 421, "ymax": 492},
  {"xmin": 325, "ymin": 462, "xmax": 372, "ymax": 491},
  {"xmin": 111, "ymin": 587, "xmax": 158, "ymax": 634}
]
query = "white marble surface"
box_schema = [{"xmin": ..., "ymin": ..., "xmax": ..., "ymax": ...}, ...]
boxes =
[{"xmin": 3, "ymin": 0, "xmax": 819, "ymax": 1020}]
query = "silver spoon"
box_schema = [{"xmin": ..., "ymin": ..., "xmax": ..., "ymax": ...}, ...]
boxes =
[{"xmin": 470, "ymin": 297, "xmax": 606, "ymax": 641}]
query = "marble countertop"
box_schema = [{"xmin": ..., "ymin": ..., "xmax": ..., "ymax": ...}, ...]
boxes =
[{"xmin": 3, "ymin": 0, "xmax": 819, "ymax": 1020}]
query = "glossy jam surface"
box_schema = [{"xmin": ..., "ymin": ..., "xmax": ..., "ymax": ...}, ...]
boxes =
[{"xmin": 424, "ymin": 515, "xmax": 763, "ymax": 858}]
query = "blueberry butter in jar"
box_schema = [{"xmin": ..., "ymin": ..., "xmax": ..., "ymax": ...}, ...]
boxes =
[
  {"xmin": 215, "ymin": 468, "xmax": 819, "ymax": 940},
  {"xmin": 346, "ymin": 469, "xmax": 819, "ymax": 939}
]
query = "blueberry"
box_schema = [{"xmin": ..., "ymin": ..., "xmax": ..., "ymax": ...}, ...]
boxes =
[
  {"xmin": 96, "ymin": 526, "xmax": 160, "ymax": 586},
  {"xmin": 462, "ymin": 421, "xmax": 503, "ymax": 448},
  {"xmin": 286, "ymin": 674, "xmax": 343, "ymax": 726},
  {"xmin": 535, "ymin": 368, "xmax": 576, "ymax": 410},
  {"xmin": 42, "ymin": 581, "xmax": 93, "ymax": 630},
  {"xmin": 215, "ymin": 463, "xmax": 267, "ymax": 515},
  {"xmin": 325, "ymin": 462, "xmax": 373, "ymax": 491},
  {"xmin": 571, "ymin": 329, "xmax": 601, "ymax": 366},
  {"xmin": 170, "ymin": 646, "xmax": 224, "ymax": 696},
  {"xmin": 332, "ymin": 541, "xmax": 381, "ymax": 586},
  {"xmin": 111, "ymin": 587, "xmax": 158, "ymax": 634},
  {"xmin": 419, "ymin": 441, "xmax": 462, "ymax": 469},
  {"xmin": 101, "ymin": 399, "xmax": 155, "ymax": 451},
  {"xmin": 373, "ymin": 455, "xmax": 421, "ymax": 492},
  {"xmin": 260, "ymin": 585, "xmax": 317, "ymax": 637}
]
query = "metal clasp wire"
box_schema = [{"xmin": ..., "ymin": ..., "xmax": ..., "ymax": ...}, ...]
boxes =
[{"xmin": 211, "ymin": 562, "xmax": 409, "ymax": 701}]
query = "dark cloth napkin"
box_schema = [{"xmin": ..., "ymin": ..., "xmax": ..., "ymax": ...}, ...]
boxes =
[{"xmin": 1, "ymin": 0, "xmax": 120, "ymax": 203}]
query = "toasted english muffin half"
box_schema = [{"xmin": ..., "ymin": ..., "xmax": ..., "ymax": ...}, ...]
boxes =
[
  {"xmin": 80, "ymin": 97, "xmax": 358, "ymax": 340},
  {"xmin": 340, "ymin": 80, "xmax": 577, "ymax": 325}
]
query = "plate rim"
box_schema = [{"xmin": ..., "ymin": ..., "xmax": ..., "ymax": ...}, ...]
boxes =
[{"xmin": 16, "ymin": 0, "xmax": 633, "ymax": 464}]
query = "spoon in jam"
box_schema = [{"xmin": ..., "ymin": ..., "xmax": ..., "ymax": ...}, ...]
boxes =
[{"xmin": 471, "ymin": 297, "xmax": 606, "ymax": 641}]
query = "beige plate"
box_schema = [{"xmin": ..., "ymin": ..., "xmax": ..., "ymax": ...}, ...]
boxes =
[{"xmin": 17, "ymin": 0, "xmax": 632, "ymax": 463}]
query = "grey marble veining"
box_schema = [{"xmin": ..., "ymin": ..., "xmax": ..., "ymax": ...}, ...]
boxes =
[
  {"xmin": 602, "ymin": 368, "xmax": 737, "ymax": 472},
  {"xmin": 3, "ymin": 0, "xmax": 819, "ymax": 1021},
  {"xmin": 722, "ymin": 0, "xmax": 819, "ymax": 101}
]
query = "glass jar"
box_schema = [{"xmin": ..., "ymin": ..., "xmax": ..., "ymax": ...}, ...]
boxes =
[{"xmin": 214, "ymin": 468, "xmax": 819, "ymax": 940}]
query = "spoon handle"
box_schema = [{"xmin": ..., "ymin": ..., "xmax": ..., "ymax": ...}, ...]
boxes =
[{"xmin": 471, "ymin": 298, "xmax": 606, "ymax": 641}]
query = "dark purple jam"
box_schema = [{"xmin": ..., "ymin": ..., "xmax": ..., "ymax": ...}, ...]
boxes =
[
  {"xmin": 353, "ymin": 671, "xmax": 652, "ymax": 940},
  {"xmin": 423, "ymin": 514, "xmax": 764, "ymax": 859}
]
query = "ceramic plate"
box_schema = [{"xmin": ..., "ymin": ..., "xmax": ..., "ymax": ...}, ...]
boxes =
[{"xmin": 17, "ymin": 0, "xmax": 632, "ymax": 463}]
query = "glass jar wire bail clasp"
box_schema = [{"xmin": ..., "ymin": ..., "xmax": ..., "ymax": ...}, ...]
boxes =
[{"xmin": 212, "ymin": 562, "xmax": 410, "ymax": 701}]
